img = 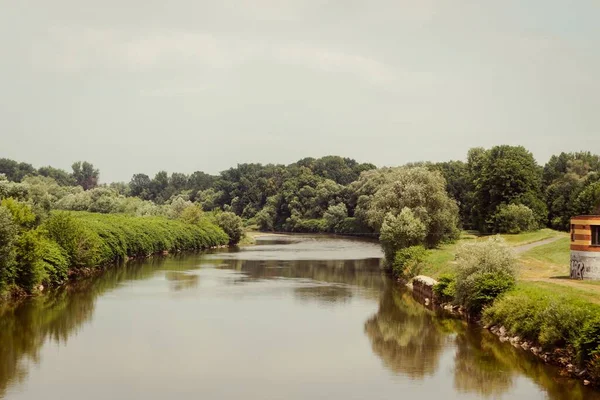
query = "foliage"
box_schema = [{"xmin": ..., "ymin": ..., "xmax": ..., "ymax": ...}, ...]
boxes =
[
  {"xmin": 71, "ymin": 161, "xmax": 99, "ymax": 190},
  {"xmin": 380, "ymin": 208, "xmax": 427, "ymax": 261},
  {"xmin": 471, "ymin": 146, "xmax": 545, "ymax": 233},
  {"xmin": 0, "ymin": 206, "xmax": 18, "ymax": 294},
  {"xmin": 483, "ymin": 284, "xmax": 600, "ymax": 369},
  {"xmin": 1, "ymin": 198, "xmax": 37, "ymax": 229},
  {"xmin": 212, "ymin": 211, "xmax": 244, "ymax": 245},
  {"xmin": 492, "ymin": 203, "xmax": 537, "ymax": 234},
  {"xmin": 323, "ymin": 203, "xmax": 348, "ymax": 231},
  {"xmin": 14, "ymin": 230, "xmax": 48, "ymax": 292},
  {"xmin": 392, "ymin": 245, "xmax": 426, "ymax": 279},
  {"xmin": 44, "ymin": 211, "xmax": 229, "ymax": 268},
  {"xmin": 454, "ymin": 238, "xmax": 517, "ymax": 314},
  {"xmin": 433, "ymin": 274, "xmax": 456, "ymax": 303}
]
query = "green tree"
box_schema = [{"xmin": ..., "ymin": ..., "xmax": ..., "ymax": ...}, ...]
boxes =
[
  {"xmin": 213, "ymin": 211, "xmax": 244, "ymax": 245},
  {"xmin": 71, "ymin": 161, "xmax": 99, "ymax": 190},
  {"xmin": 0, "ymin": 159, "xmax": 37, "ymax": 182},
  {"xmin": 472, "ymin": 146, "xmax": 546, "ymax": 232},
  {"xmin": 0, "ymin": 206, "xmax": 18, "ymax": 293}
]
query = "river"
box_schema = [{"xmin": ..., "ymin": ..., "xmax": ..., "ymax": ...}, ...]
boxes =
[{"xmin": 0, "ymin": 235, "xmax": 597, "ymax": 399}]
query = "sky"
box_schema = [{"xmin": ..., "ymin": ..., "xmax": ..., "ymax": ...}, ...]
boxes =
[{"xmin": 1, "ymin": 1, "xmax": 599, "ymax": 183}]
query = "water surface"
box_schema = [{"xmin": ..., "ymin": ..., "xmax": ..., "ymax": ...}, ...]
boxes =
[{"xmin": 0, "ymin": 235, "xmax": 597, "ymax": 399}]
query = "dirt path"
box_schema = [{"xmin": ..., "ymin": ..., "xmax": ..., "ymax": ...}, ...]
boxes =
[{"xmin": 513, "ymin": 236, "xmax": 564, "ymax": 254}]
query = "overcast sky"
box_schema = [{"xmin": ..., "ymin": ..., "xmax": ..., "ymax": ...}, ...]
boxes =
[{"xmin": 1, "ymin": 1, "xmax": 599, "ymax": 182}]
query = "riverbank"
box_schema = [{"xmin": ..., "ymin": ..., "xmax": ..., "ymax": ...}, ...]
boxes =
[
  {"xmin": 0, "ymin": 211, "xmax": 231, "ymax": 301},
  {"xmin": 407, "ymin": 266, "xmax": 600, "ymax": 387}
]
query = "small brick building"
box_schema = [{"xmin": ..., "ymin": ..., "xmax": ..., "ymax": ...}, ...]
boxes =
[{"xmin": 570, "ymin": 216, "xmax": 600, "ymax": 280}]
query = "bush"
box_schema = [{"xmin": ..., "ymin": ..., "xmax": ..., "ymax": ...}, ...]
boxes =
[
  {"xmin": 392, "ymin": 245, "xmax": 426, "ymax": 279},
  {"xmin": 492, "ymin": 203, "xmax": 537, "ymax": 234},
  {"xmin": 483, "ymin": 284, "xmax": 600, "ymax": 372},
  {"xmin": 14, "ymin": 230, "xmax": 48, "ymax": 292},
  {"xmin": 0, "ymin": 206, "xmax": 18, "ymax": 293},
  {"xmin": 44, "ymin": 212, "xmax": 101, "ymax": 268},
  {"xmin": 433, "ymin": 274, "xmax": 456, "ymax": 303},
  {"xmin": 213, "ymin": 211, "xmax": 244, "ymax": 244},
  {"xmin": 379, "ymin": 208, "xmax": 427, "ymax": 262},
  {"xmin": 454, "ymin": 237, "xmax": 517, "ymax": 314}
]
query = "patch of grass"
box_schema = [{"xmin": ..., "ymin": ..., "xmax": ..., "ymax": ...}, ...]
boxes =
[
  {"xmin": 494, "ymin": 228, "xmax": 565, "ymax": 246},
  {"xmin": 484, "ymin": 282, "xmax": 600, "ymax": 372},
  {"xmin": 421, "ymin": 232, "xmax": 478, "ymax": 279}
]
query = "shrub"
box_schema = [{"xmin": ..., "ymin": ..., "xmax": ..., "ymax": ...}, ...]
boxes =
[
  {"xmin": 1, "ymin": 198, "xmax": 37, "ymax": 229},
  {"xmin": 323, "ymin": 203, "xmax": 348, "ymax": 231},
  {"xmin": 492, "ymin": 203, "xmax": 537, "ymax": 234},
  {"xmin": 213, "ymin": 211, "xmax": 244, "ymax": 244},
  {"xmin": 433, "ymin": 274, "xmax": 456, "ymax": 303},
  {"xmin": 454, "ymin": 237, "xmax": 517, "ymax": 314},
  {"xmin": 38, "ymin": 236, "xmax": 69, "ymax": 285},
  {"xmin": 392, "ymin": 245, "xmax": 426, "ymax": 279},
  {"xmin": 14, "ymin": 230, "xmax": 47, "ymax": 292},
  {"xmin": 44, "ymin": 212, "xmax": 101, "ymax": 268},
  {"xmin": 379, "ymin": 208, "xmax": 427, "ymax": 262},
  {"xmin": 0, "ymin": 206, "xmax": 18, "ymax": 293}
]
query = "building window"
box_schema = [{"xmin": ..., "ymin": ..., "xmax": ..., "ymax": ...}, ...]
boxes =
[{"xmin": 593, "ymin": 226, "xmax": 600, "ymax": 246}]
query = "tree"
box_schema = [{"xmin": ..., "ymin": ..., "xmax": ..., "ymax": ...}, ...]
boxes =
[
  {"xmin": 323, "ymin": 203, "xmax": 348, "ymax": 231},
  {"xmin": 454, "ymin": 238, "xmax": 517, "ymax": 314},
  {"xmin": 129, "ymin": 173, "xmax": 152, "ymax": 199},
  {"xmin": 362, "ymin": 167, "xmax": 460, "ymax": 248},
  {"xmin": 0, "ymin": 158, "xmax": 37, "ymax": 182},
  {"xmin": 0, "ymin": 206, "xmax": 18, "ymax": 293},
  {"xmin": 37, "ymin": 166, "xmax": 75, "ymax": 186},
  {"xmin": 472, "ymin": 146, "xmax": 545, "ymax": 232},
  {"xmin": 379, "ymin": 208, "xmax": 427, "ymax": 261},
  {"xmin": 71, "ymin": 161, "xmax": 99, "ymax": 190},
  {"xmin": 213, "ymin": 212, "xmax": 244, "ymax": 245}
]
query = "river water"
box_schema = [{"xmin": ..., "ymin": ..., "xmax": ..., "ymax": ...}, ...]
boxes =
[{"xmin": 0, "ymin": 235, "xmax": 597, "ymax": 399}]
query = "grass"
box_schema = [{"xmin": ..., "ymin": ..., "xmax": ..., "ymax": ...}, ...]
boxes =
[
  {"xmin": 493, "ymin": 228, "xmax": 564, "ymax": 246},
  {"xmin": 421, "ymin": 229, "xmax": 565, "ymax": 280}
]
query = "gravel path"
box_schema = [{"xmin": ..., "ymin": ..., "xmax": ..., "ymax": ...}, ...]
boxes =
[{"xmin": 513, "ymin": 236, "xmax": 564, "ymax": 254}]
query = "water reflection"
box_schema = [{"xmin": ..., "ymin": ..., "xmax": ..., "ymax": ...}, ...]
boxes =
[
  {"xmin": 364, "ymin": 284, "xmax": 452, "ymax": 378},
  {"xmin": 1, "ymin": 235, "xmax": 599, "ymax": 400},
  {"xmin": 365, "ymin": 283, "xmax": 600, "ymax": 399}
]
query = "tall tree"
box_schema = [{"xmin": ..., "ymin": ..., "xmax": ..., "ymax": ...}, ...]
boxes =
[
  {"xmin": 71, "ymin": 161, "xmax": 99, "ymax": 190},
  {"xmin": 472, "ymin": 146, "xmax": 545, "ymax": 232}
]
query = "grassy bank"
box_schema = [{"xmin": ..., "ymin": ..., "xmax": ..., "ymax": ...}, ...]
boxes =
[
  {"xmin": 1, "ymin": 211, "xmax": 230, "ymax": 298},
  {"xmin": 417, "ymin": 228, "xmax": 600, "ymax": 383},
  {"xmin": 420, "ymin": 229, "xmax": 566, "ymax": 279}
]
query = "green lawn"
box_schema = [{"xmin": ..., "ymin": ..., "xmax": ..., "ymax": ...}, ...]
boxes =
[
  {"xmin": 421, "ymin": 229, "xmax": 567, "ymax": 280},
  {"xmin": 494, "ymin": 228, "xmax": 565, "ymax": 246},
  {"xmin": 520, "ymin": 237, "xmax": 570, "ymax": 267}
]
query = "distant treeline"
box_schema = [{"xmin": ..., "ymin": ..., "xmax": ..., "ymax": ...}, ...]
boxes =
[{"xmin": 2, "ymin": 148, "xmax": 598, "ymax": 234}]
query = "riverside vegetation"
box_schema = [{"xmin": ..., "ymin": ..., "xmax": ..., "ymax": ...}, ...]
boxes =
[{"xmin": 2, "ymin": 146, "xmax": 600, "ymax": 382}]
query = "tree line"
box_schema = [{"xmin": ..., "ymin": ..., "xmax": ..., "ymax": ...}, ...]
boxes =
[{"xmin": 1, "ymin": 147, "xmax": 599, "ymax": 294}]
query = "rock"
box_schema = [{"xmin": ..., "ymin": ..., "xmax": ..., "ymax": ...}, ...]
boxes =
[
  {"xmin": 424, "ymin": 298, "xmax": 430, "ymax": 306},
  {"xmin": 499, "ymin": 326, "xmax": 507, "ymax": 337},
  {"xmin": 521, "ymin": 342, "xmax": 530, "ymax": 351},
  {"xmin": 584, "ymin": 380, "xmax": 591, "ymax": 386},
  {"xmin": 37, "ymin": 285, "xmax": 44, "ymax": 292}
]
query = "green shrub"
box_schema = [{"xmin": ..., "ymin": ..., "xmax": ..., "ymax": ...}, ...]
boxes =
[
  {"xmin": 213, "ymin": 211, "xmax": 244, "ymax": 244},
  {"xmin": 38, "ymin": 236, "xmax": 69, "ymax": 285},
  {"xmin": 492, "ymin": 203, "xmax": 537, "ymax": 234},
  {"xmin": 0, "ymin": 206, "xmax": 18, "ymax": 293},
  {"xmin": 483, "ymin": 285, "xmax": 600, "ymax": 356},
  {"xmin": 333, "ymin": 217, "xmax": 372, "ymax": 235},
  {"xmin": 44, "ymin": 212, "xmax": 101, "ymax": 268},
  {"xmin": 433, "ymin": 274, "xmax": 456, "ymax": 303},
  {"xmin": 1, "ymin": 198, "xmax": 37, "ymax": 229},
  {"xmin": 454, "ymin": 237, "xmax": 517, "ymax": 314},
  {"xmin": 392, "ymin": 245, "xmax": 426, "ymax": 279},
  {"xmin": 14, "ymin": 230, "xmax": 47, "ymax": 292}
]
